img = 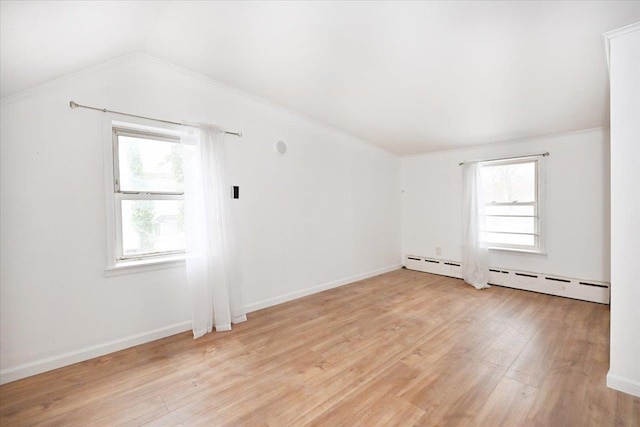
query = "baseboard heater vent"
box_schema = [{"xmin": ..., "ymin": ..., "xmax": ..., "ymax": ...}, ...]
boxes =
[
  {"xmin": 404, "ymin": 255, "xmax": 610, "ymax": 304},
  {"xmin": 579, "ymin": 281, "xmax": 608, "ymax": 289},
  {"xmin": 515, "ymin": 272, "xmax": 538, "ymax": 278},
  {"xmin": 545, "ymin": 277, "xmax": 570, "ymax": 283}
]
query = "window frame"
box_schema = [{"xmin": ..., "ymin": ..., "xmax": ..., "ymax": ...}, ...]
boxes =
[
  {"xmin": 104, "ymin": 120, "xmax": 186, "ymax": 275},
  {"xmin": 480, "ymin": 156, "xmax": 546, "ymax": 255}
]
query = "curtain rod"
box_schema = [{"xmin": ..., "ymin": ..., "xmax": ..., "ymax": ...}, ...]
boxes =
[
  {"xmin": 69, "ymin": 101, "xmax": 242, "ymax": 137},
  {"xmin": 458, "ymin": 152, "xmax": 549, "ymax": 166}
]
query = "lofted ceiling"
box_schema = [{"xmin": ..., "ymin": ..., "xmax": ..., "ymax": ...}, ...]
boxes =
[{"xmin": 2, "ymin": 1, "xmax": 639, "ymax": 155}]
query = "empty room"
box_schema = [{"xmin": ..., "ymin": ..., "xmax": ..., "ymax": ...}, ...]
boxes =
[{"xmin": 1, "ymin": 1, "xmax": 639, "ymax": 425}]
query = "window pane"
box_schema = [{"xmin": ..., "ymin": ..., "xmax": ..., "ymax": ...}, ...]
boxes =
[
  {"xmin": 487, "ymin": 232, "xmax": 535, "ymax": 247},
  {"xmin": 118, "ymin": 135, "xmax": 183, "ymax": 193},
  {"xmin": 121, "ymin": 200, "xmax": 185, "ymax": 257},
  {"xmin": 485, "ymin": 205, "xmax": 534, "ymax": 216},
  {"xmin": 481, "ymin": 161, "xmax": 535, "ymax": 203},
  {"xmin": 485, "ymin": 216, "xmax": 535, "ymax": 234}
]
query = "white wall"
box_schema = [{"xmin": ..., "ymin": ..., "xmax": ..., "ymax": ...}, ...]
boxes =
[
  {"xmin": 607, "ymin": 24, "xmax": 640, "ymax": 398},
  {"xmin": 0, "ymin": 55, "xmax": 402, "ymax": 383},
  {"xmin": 402, "ymin": 128, "xmax": 610, "ymax": 282}
]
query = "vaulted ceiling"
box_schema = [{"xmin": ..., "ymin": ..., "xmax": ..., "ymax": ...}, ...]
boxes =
[{"xmin": 2, "ymin": 1, "xmax": 639, "ymax": 154}]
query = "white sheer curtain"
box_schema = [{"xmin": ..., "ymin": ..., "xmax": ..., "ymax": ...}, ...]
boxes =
[
  {"xmin": 181, "ymin": 123, "xmax": 246, "ymax": 338},
  {"xmin": 461, "ymin": 162, "xmax": 490, "ymax": 290}
]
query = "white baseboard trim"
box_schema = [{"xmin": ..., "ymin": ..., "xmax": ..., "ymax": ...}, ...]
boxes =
[
  {"xmin": 244, "ymin": 264, "xmax": 403, "ymax": 313},
  {"xmin": 0, "ymin": 321, "xmax": 192, "ymax": 385},
  {"xmin": 404, "ymin": 255, "xmax": 610, "ymax": 304},
  {"xmin": 0, "ymin": 265, "xmax": 402, "ymax": 385},
  {"xmin": 607, "ymin": 371, "xmax": 640, "ymax": 397}
]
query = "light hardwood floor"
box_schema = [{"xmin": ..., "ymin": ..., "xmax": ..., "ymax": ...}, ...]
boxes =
[{"xmin": 1, "ymin": 269, "xmax": 638, "ymax": 426}]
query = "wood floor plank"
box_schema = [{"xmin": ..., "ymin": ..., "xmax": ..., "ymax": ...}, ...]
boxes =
[
  {"xmin": 1, "ymin": 269, "xmax": 637, "ymax": 426},
  {"xmin": 469, "ymin": 376, "xmax": 539, "ymax": 427},
  {"xmin": 301, "ymin": 362, "xmax": 423, "ymax": 426}
]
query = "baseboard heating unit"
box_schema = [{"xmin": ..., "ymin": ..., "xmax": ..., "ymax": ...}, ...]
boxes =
[{"xmin": 405, "ymin": 255, "xmax": 610, "ymax": 304}]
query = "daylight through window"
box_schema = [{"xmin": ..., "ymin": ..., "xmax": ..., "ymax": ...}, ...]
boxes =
[
  {"xmin": 113, "ymin": 127, "xmax": 185, "ymax": 261},
  {"xmin": 480, "ymin": 157, "xmax": 544, "ymax": 253}
]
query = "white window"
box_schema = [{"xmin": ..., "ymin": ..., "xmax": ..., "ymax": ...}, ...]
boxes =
[
  {"xmin": 110, "ymin": 126, "xmax": 185, "ymax": 268},
  {"xmin": 480, "ymin": 156, "xmax": 545, "ymax": 253}
]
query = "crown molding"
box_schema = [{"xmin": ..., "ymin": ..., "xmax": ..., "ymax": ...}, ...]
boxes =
[
  {"xmin": 0, "ymin": 52, "xmax": 397, "ymax": 157},
  {"xmin": 130, "ymin": 54, "xmax": 398, "ymax": 157},
  {"xmin": 0, "ymin": 53, "xmax": 144, "ymax": 106},
  {"xmin": 402, "ymin": 127, "xmax": 608, "ymax": 160},
  {"xmin": 602, "ymin": 21, "xmax": 640, "ymax": 72}
]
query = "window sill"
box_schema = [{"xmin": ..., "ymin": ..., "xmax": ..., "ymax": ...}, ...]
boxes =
[
  {"xmin": 105, "ymin": 255, "xmax": 186, "ymax": 277},
  {"xmin": 489, "ymin": 247, "xmax": 547, "ymax": 256}
]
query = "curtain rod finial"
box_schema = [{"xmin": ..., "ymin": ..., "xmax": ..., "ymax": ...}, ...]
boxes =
[{"xmin": 69, "ymin": 101, "xmax": 78, "ymax": 109}]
